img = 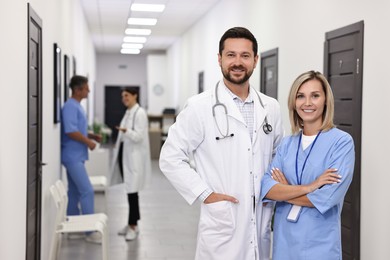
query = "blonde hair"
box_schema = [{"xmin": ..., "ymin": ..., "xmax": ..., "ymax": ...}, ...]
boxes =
[{"xmin": 287, "ymin": 71, "xmax": 335, "ymax": 134}]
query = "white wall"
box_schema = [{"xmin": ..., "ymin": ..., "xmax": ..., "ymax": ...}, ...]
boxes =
[
  {"xmin": 166, "ymin": 40, "xmax": 182, "ymax": 108},
  {"xmin": 94, "ymin": 53, "xmax": 173, "ymax": 120},
  {"xmin": 147, "ymin": 54, "xmax": 170, "ymax": 115},
  {"xmin": 95, "ymin": 53, "xmax": 147, "ymax": 124},
  {"xmin": 0, "ymin": 2, "xmax": 29, "ymax": 260},
  {"xmin": 168, "ymin": 0, "xmax": 252, "ymax": 110},
  {"xmin": 0, "ymin": 0, "xmax": 96, "ymax": 259},
  {"xmin": 166, "ymin": 0, "xmax": 390, "ymax": 258}
]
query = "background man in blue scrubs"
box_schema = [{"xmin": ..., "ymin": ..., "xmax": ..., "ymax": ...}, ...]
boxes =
[{"xmin": 61, "ymin": 75, "xmax": 102, "ymax": 243}]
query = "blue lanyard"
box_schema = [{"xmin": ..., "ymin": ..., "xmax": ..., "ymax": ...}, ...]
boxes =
[{"xmin": 295, "ymin": 130, "xmax": 322, "ymax": 185}]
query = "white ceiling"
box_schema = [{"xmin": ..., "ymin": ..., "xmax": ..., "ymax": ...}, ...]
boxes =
[{"xmin": 80, "ymin": 0, "xmax": 221, "ymax": 54}]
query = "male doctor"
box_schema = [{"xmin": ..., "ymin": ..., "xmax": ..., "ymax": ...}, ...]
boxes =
[{"xmin": 159, "ymin": 27, "xmax": 283, "ymax": 260}]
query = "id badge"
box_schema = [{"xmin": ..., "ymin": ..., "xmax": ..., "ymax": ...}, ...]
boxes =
[{"xmin": 287, "ymin": 205, "xmax": 302, "ymax": 223}]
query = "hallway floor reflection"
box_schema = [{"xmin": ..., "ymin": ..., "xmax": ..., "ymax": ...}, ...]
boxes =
[{"xmin": 59, "ymin": 160, "xmax": 200, "ymax": 260}]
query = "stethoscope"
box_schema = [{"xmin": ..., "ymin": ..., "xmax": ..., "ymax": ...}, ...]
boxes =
[
  {"xmin": 131, "ymin": 107, "xmax": 140, "ymax": 130},
  {"xmin": 121, "ymin": 106, "xmax": 140, "ymax": 133},
  {"xmin": 212, "ymin": 82, "xmax": 273, "ymax": 140}
]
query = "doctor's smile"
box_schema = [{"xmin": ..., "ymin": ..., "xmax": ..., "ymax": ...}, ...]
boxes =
[{"xmin": 230, "ymin": 65, "xmax": 246, "ymax": 72}]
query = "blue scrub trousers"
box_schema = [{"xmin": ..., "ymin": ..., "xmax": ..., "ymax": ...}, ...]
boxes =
[{"xmin": 63, "ymin": 161, "xmax": 94, "ymax": 216}]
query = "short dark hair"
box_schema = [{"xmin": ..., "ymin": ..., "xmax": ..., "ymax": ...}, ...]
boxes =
[
  {"xmin": 219, "ymin": 27, "xmax": 258, "ymax": 55},
  {"xmin": 69, "ymin": 75, "xmax": 88, "ymax": 91}
]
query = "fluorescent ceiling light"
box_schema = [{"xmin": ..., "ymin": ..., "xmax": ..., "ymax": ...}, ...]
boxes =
[
  {"xmin": 123, "ymin": 36, "xmax": 147, "ymax": 43},
  {"xmin": 121, "ymin": 49, "xmax": 141, "ymax": 55},
  {"xmin": 121, "ymin": 43, "xmax": 143, "ymax": 49},
  {"xmin": 131, "ymin": 4, "xmax": 165, "ymax": 12},
  {"xmin": 127, "ymin": 18, "xmax": 157, "ymax": 26},
  {"xmin": 125, "ymin": 28, "xmax": 151, "ymax": 35}
]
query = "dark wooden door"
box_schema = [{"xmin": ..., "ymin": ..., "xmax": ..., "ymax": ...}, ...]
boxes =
[
  {"xmin": 27, "ymin": 4, "xmax": 43, "ymax": 260},
  {"xmin": 104, "ymin": 86, "xmax": 140, "ymax": 142},
  {"xmin": 324, "ymin": 21, "xmax": 364, "ymax": 260},
  {"xmin": 64, "ymin": 54, "xmax": 70, "ymax": 102},
  {"xmin": 260, "ymin": 48, "xmax": 278, "ymax": 99}
]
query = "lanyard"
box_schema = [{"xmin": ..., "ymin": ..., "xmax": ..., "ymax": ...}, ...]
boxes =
[{"xmin": 295, "ymin": 130, "xmax": 322, "ymax": 185}]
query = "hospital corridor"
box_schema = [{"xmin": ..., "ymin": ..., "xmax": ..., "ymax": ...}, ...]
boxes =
[{"xmin": 1, "ymin": 0, "xmax": 390, "ymax": 259}]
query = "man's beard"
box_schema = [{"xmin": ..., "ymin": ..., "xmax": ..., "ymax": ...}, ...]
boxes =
[{"xmin": 222, "ymin": 65, "xmax": 253, "ymax": 85}]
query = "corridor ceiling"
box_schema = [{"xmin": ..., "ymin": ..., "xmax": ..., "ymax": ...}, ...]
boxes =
[{"xmin": 80, "ymin": 0, "xmax": 221, "ymax": 54}]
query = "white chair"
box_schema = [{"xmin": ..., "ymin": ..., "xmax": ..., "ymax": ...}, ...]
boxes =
[
  {"xmin": 49, "ymin": 184, "xmax": 109, "ymax": 260},
  {"xmin": 85, "ymin": 148, "xmax": 109, "ymax": 192},
  {"xmin": 89, "ymin": 175, "xmax": 108, "ymax": 192},
  {"xmin": 54, "ymin": 180, "xmax": 108, "ymax": 225}
]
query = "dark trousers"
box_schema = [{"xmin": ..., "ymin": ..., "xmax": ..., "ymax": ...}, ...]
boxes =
[
  {"xmin": 127, "ymin": 193, "xmax": 140, "ymax": 225},
  {"xmin": 118, "ymin": 142, "xmax": 141, "ymax": 225}
]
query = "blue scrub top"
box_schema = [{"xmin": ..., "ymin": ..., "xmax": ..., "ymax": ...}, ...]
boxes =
[
  {"xmin": 61, "ymin": 98, "xmax": 88, "ymax": 163},
  {"xmin": 260, "ymin": 127, "xmax": 355, "ymax": 260}
]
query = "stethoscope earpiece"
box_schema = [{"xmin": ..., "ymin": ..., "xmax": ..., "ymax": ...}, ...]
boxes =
[{"xmin": 215, "ymin": 133, "xmax": 234, "ymax": 141}]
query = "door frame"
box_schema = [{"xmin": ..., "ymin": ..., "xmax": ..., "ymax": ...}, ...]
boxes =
[
  {"xmin": 324, "ymin": 20, "xmax": 364, "ymax": 260},
  {"xmin": 27, "ymin": 4, "xmax": 42, "ymax": 260},
  {"xmin": 260, "ymin": 48, "xmax": 278, "ymax": 99}
]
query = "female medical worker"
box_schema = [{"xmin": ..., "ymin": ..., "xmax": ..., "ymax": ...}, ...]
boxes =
[
  {"xmin": 110, "ymin": 87, "xmax": 151, "ymax": 241},
  {"xmin": 160, "ymin": 27, "xmax": 284, "ymax": 260},
  {"xmin": 260, "ymin": 70, "xmax": 355, "ymax": 260}
]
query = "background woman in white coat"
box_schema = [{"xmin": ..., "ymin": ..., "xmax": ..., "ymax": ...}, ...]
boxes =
[{"xmin": 113, "ymin": 87, "xmax": 151, "ymax": 241}]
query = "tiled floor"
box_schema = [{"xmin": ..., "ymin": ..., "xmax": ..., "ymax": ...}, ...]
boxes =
[{"xmin": 59, "ymin": 160, "xmax": 200, "ymax": 260}]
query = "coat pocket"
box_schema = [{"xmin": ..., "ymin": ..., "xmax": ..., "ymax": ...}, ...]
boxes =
[{"xmin": 200, "ymin": 201, "xmax": 235, "ymax": 236}]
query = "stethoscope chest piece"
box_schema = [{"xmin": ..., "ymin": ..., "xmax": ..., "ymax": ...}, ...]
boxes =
[{"xmin": 263, "ymin": 123, "xmax": 272, "ymax": 134}]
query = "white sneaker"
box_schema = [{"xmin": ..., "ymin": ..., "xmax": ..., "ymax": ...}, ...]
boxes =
[
  {"xmin": 118, "ymin": 225, "xmax": 130, "ymax": 236},
  {"xmin": 125, "ymin": 228, "xmax": 137, "ymax": 241},
  {"xmin": 134, "ymin": 226, "xmax": 140, "ymax": 234},
  {"xmin": 85, "ymin": 232, "xmax": 102, "ymax": 244}
]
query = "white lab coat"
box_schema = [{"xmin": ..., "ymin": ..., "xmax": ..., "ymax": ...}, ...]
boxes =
[
  {"xmin": 110, "ymin": 104, "xmax": 151, "ymax": 193},
  {"xmin": 159, "ymin": 81, "xmax": 283, "ymax": 260}
]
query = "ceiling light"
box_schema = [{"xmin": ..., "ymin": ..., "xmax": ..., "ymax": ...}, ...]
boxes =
[
  {"xmin": 127, "ymin": 18, "xmax": 157, "ymax": 26},
  {"xmin": 125, "ymin": 28, "xmax": 151, "ymax": 35},
  {"xmin": 121, "ymin": 43, "xmax": 143, "ymax": 49},
  {"xmin": 131, "ymin": 4, "xmax": 165, "ymax": 12},
  {"xmin": 123, "ymin": 36, "xmax": 147, "ymax": 43},
  {"xmin": 121, "ymin": 49, "xmax": 141, "ymax": 55}
]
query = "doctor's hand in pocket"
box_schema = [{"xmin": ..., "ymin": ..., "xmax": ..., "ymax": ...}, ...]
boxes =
[{"xmin": 204, "ymin": 192, "xmax": 239, "ymax": 204}]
